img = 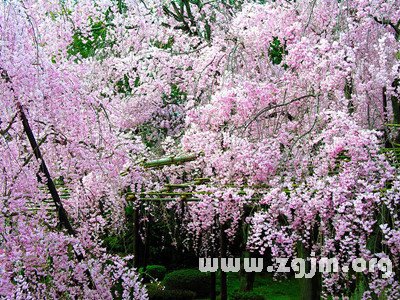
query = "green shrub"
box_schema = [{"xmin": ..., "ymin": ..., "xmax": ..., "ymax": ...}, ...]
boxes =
[
  {"xmin": 146, "ymin": 283, "xmax": 162, "ymax": 293},
  {"xmin": 163, "ymin": 269, "xmax": 210, "ymax": 297},
  {"xmin": 146, "ymin": 283, "xmax": 195, "ymax": 300},
  {"xmin": 232, "ymin": 290, "xmax": 265, "ymax": 300},
  {"xmin": 140, "ymin": 265, "xmax": 168, "ymax": 282}
]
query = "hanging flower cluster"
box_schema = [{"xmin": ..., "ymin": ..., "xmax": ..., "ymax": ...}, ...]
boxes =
[{"xmin": 1, "ymin": 0, "xmax": 400, "ymax": 298}]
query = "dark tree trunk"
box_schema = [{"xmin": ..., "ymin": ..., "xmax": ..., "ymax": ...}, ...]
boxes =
[
  {"xmin": 220, "ymin": 223, "xmax": 228, "ymax": 300},
  {"xmin": 18, "ymin": 103, "xmax": 76, "ymax": 236},
  {"xmin": 17, "ymin": 103, "xmax": 95, "ymax": 289}
]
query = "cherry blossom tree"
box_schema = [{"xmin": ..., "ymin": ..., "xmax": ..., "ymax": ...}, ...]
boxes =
[{"xmin": 1, "ymin": 0, "xmax": 399, "ymax": 299}]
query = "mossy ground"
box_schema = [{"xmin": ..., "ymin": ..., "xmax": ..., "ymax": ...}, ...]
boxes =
[{"xmin": 211, "ymin": 273, "xmax": 301, "ymax": 300}]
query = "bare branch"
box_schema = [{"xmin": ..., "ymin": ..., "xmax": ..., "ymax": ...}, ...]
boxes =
[
  {"xmin": 243, "ymin": 94, "xmax": 317, "ymax": 131},
  {"xmin": 373, "ymin": 16, "xmax": 400, "ymax": 38},
  {"xmin": 0, "ymin": 113, "xmax": 17, "ymax": 136}
]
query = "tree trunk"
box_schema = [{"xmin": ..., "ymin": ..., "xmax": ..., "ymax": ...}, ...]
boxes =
[
  {"xmin": 220, "ymin": 223, "xmax": 228, "ymax": 300},
  {"xmin": 18, "ymin": 103, "xmax": 95, "ymax": 289}
]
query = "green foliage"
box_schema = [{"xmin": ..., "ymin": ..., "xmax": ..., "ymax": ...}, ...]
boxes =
[
  {"xmin": 162, "ymin": 0, "xmax": 212, "ymax": 42},
  {"xmin": 268, "ymin": 37, "xmax": 287, "ymax": 66},
  {"xmin": 111, "ymin": 279, "xmax": 124, "ymax": 299},
  {"xmin": 67, "ymin": 20, "xmax": 109, "ymax": 59},
  {"xmin": 38, "ymin": 274, "xmax": 53, "ymax": 285},
  {"xmin": 163, "ymin": 84, "xmax": 187, "ymax": 105},
  {"xmin": 115, "ymin": 74, "xmax": 140, "ymax": 95},
  {"xmin": 67, "ymin": 244, "xmax": 74, "ymax": 260},
  {"xmin": 147, "ymin": 283, "xmax": 196, "ymax": 300},
  {"xmin": 163, "ymin": 269, "xmax": 211, "ymax": 297},
  {"xmin": 232, "ymin": 290, "xmax": 265, "ymax": 300},
  {"xmin": 102, "ymin": 204, "xmax": 136, "ymax": 255},
  {"xmin": 153, "ymin": 37, "xmax": 175, "ymax": 50},
  {"xmin": 138, "ymin": 122, "xmax": 166, "ymax": 150},
  {"xmin": 124, "ymin": 204, "xmax": 134, "ymax": 215},
  {"xmin": 138, "ymin": 84, "xmax": 187, "ymax": 150},
  {"xmin": 116, "ymin": 0, "xmax": 128, "ymax": 14},
  {"xmin": 67, "ymin": 0, "xmax": 128, "ymax": 60},
  {"xmin": 103, "ymin": 235, "xmax": 125, "ymax": 253},
  {"xmin": 140, "ymin": 265, "xmax": 168, "ymax": 282},
  {"xmin": 204, "ymin": 21, "xmax": 211, "ymax": 42},
  {"xmin": 217, "ymin": 273, "xmax": 301, "ymax": 300},
  {"xmin": 329, "ymin": 149, "xmax": 351, "ymax": 175}
]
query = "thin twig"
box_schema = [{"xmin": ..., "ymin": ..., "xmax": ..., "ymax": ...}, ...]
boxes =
[
  {"xmin": 0, "ymin": 113, "xmax": 17, "ymax": 136},
  {"xmin": 243, "ymin": 94, "xmax": 317, "ymax": 131}
]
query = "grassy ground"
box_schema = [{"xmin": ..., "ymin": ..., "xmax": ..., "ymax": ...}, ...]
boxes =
[{"xmin": 213, "ymin": 273, "xmax": 301, "ymax": 300}]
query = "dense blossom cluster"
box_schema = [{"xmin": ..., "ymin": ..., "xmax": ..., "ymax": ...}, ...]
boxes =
[
  {"xmin": 247, "ymin": 112, "xmax": 397, "ymax": 296},
  {"xmin": 1, "ymin": 0, "xmax": 399, "ymax": 299},
  {"xmin": 0, "ymin": 0, "xmax": 149, "ymax": 298},
  {"xmin": 179, "ymin": 1, "xmax": 400, "ymax": 298}
]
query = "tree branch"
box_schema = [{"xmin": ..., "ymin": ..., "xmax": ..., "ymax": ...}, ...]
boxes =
[
  {"xmin": 0, "ymin": 113, "xmax": 17, "ymax": 136},
  {"xmin": 373, "ymin": 16, "xmax": 400, "ymax": 39},
  {"xmin": 243, "ymin": 94, "xmax": 317, "ymax": 131},
  {"xmin": 17, "ymin": 102, "xmax": 76, "ymax": 235},
  {"xmin": 1, "ymin": 67, "xmax": 95, "ymax": 288}
]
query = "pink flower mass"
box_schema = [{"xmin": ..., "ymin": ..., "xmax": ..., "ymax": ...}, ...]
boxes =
[{"xmin": 0, "ymin": 0, "xmax": 399, "ymax": 299}]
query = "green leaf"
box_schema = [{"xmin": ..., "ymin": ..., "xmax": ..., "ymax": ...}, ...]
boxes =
[{"xmin": 268, "ymin": 37, "xmax": 287, "ymax": 65}]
